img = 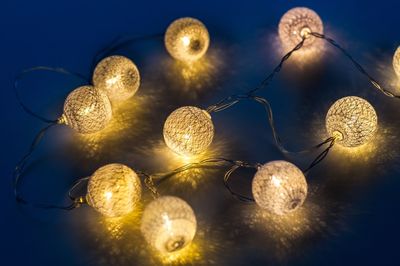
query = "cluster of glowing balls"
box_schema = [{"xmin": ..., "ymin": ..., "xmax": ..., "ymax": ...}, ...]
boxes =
[
  {"xmin": 163, "ymin": 106, "xmax": 214, "ymax": 156},
  {"xmin": 326, "ymin": 96, "xmax": 378, "ymax": 147},
  {"xmin": 86, "ymin": 163, "xmax": 142, "ymax": 217},
  {"xmin": 393, "ymin": 46, "xmax": 400, "ymax": 78},
  {"xmin": 252, "ymin": 161, "xmax": 308, "ymax": 215},
  {"xmin": 278, "ymin": 7, "xmax": 323, "ymax": 52},
  {"xmin": 92, "ymin": 55, "xmax": 141, "ymax": 104},
  {"xmin": 61, "ymin": 85, "xmax": 112, "ymax": 134},
  {"xmin": 165, "ymin": 17, "xmax": 210, "ymax": 62},
  {"xmin": 141, "ymin": 196, "xmax": 197, "ymax": 254}
]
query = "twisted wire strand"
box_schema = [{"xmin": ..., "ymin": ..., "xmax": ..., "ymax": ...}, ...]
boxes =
[
  {"xmin": 13, "ymin": 124, "xmax": 80, "ymax": 210},
  {"xmin": 14, "ymin": 66, "xmax": 89, "ymax": 123},
  {"xmin": 206, "ymin": 37, "xmax": 306, "ymax": 114},
  {"xmin": 310, "ymin": 32, "xmax": 399, "ymax": 98},
  {"xmin": 92, "ymin": 33, "xmax": 164, "ymax": 71},
  {"xmin": 303, "ymin": 136, "xmax": 336, "ymax": 173}
]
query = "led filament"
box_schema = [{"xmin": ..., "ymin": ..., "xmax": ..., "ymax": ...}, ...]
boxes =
[
  {"xmin": 141, "ymin": 196, "xmax": 197, "ymax": 254},
  {"xmin": 252, "ymin": 161, "xmax": 307, "ymax": 215},
  {"xmin": 92, "ymin": 55, "xmax": 141, "ymax": 103},
  {"xmin": 165, "ymin": 17, "xmax": 210, "ymax": 62},
  {"xmin": 163, "ymin": 106, "xmax": 214, "ymax": 156},
  {"xmin": 86, "ymin": 163, "xmax": 142, "ymax": 217},
  {"xmin": 278, "ymin": 7, "xmax": 323, "ymax": 52},
  {"xmin": 61, "ymin": 85, "xmax": 112, "ymax": 134},
  {"xmin": 326, "ymin": 96, "xmax": 378, "ymax": 147}
]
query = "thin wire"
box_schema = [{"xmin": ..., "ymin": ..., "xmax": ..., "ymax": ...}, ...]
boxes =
[
  {"xmin": 303, "ymin": 137, "xmax": 336, "ymax": 173},
  {"xmin": 310, "ymin": 32, "xmax": 399, "ymax": 99},
  {"xmin": 14, "ymin": 66, "xmax": 89, "ymax": 123},
  {"xmin": 13, "ymin": 123, "xmax": 80, "ymax": 210},
  {"xmin": 92, "ymin": 33, "xmax": 164, "ymax": 71},
  {"xmin": 206, "ymin": 37, "xmax": 306, "ymax": 114}
]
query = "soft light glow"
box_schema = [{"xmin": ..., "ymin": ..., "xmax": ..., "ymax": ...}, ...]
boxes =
[
  {"xmin": 92, "ymin": 55, "xmax": 140, "ymax": 103},
  {"xmin": 61, "ymin": 85, "xmax": 112, "ymax": 134},
  {"xmin": 252, "ymin": 161, "xmax": 307, "ymax": 215},
  {"xmin": 165, "ymin": 17, "xmax": 210, "ymax": 62},
  {"xmin": 141, "ymin": 196, "xmax": 197, "ymax": 254},
  {"xmin": 86, "ymin": 163, "xmax": 142, "ymax": 217},
  {"xmin": 326, "ymin": 96, "xmax": 378, "ymax": 147},
  {"xmin": 163, "ymin": 106, "xmax": 214, "ymax": 156},
  {"xmin": 393, "ymin": 46, "xmax": 400, "ymax": 78},
  {"xmin": 279, "ymin": 7, "xmax": 323, "ymax": 52}
]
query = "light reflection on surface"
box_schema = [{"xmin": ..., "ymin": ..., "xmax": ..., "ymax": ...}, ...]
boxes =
[
  {"xmin": 70, "ymin": 92, "xmax": 157, "ymax": 160},
  {"xmin": 162, "ymin": 47, "xmax": 225, "ymax": 97},
  {"xmin": 148, "ymin": 138, "xmax": 230, "ymax": 190}
]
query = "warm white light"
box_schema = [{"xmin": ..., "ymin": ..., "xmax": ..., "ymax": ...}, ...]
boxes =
[
  {"xmin": 92, "ymin": 55, "xmax": 140, "ymax": 103},
  {"xmin": 61, "ymin": 85, "xmax": 112, "ymax": 134},
  {"xmin": 163, "ymin": 106, "xmax": 214, "ymax": 156},
  {"xmin": 279, "ymin": 7, "xmax": 323, "ymax": 52},
  {"xmin": 393, "ymin": 46, "xmax": 400, "ymax": 78},
  {"xmin": 252, "ymin": 161, "xmax": 307, "ymax": 215},
  {"xmin": 86, "ymin": 163, "xmax": 142, "ymax": 217},
  {"xmin": 141, "ymin": 196, "xmax": 197, "ymax": 254},
  {"xmin": 165, "ymin": 17, "xmax": 210, "ymax": 62},
  {"xmin": 326, "ymin": 96, "xmax": 378, "ymax": 147}
]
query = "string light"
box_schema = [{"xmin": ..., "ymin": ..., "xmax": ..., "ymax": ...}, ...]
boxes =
[
  {"xmin": 326, "ymin": 96, "xmax": 378, "ymax": 147},
  {"xmin": 163, "ymin": 106, "xmax": 214, "ymax": 156},
  {"xmin": 393, "ymin": 46, "xmax": 400, "ymax": 78},
  {"xmin": 92, "ymin": 55, "xmax": 141, "ymax": 103},
  {"xmin": 252, "ymin": 161, "xmax": 307, "ymax": 215},
  {"xmin": 60, "ymin": 85, "xmax": 112, "ymax": 134},
  {"xmin": 165, "ymin": 17, "xmax": 210, "ymax": 62},
  {"xmin": 278, "ymin": 7, "xmax": 323, "ymax": 52},
  {"xmin": 141, "ymin": 196, "xmax": 197, "ymax": 254},
  {"xmin": 86, "ymin": 163, "xmax": 142, "ymax": 217}
]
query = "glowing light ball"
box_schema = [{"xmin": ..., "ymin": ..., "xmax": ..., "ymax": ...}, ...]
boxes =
[
  {"xmin": 252, "ymin": 161, "xmax": 307, "ymax": 215},
  {"xmin": 393, "ymin": 46, "xmax": 400, "ymax": 78},
  {"xmin": 326, "ymin": 96, "xmax": 378, "ymax": 147},
  {"xmin": 62, "ymin": 85, "xmax": 112, "ymax": 134},
  {"xmin": 86, "ymin": 163, "xmax": 142, "ymax": 217},
  {"xmin": 165, "ymin": 17, "xmax": 210, "ymax": 62},
  {"xmin": 163, "ymin": 106, "xmax": 214, "ymax": 156},
  {"xmin": 279, "ymin": 7, "xmax": 323, "ymax": 51},
  {"xmin": 92, "ymin": 55, "xmax": 140, "ymax": 103},
  {"xmin": 141, "ymin": 196, "xmax": 197, "ymax": 254}
]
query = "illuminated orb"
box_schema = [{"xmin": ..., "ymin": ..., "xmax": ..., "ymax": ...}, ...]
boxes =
[
  {"xmin": 141, "ymin": 196, "xmax": 197, "ymax": 254},
  {"xmin": 92, "ymin": 55, "xmax": 140, "ymax": 103},
  {"xmin": 86, "ymin": 163, "xmax": 142, "ymax": 217},
  {"xmin": 393, "ymin": 46, "xmax": 400, "ymax": 78},
  {"xmin": 278, "ymin": 7, "xmax": 323, "ymax": 51},
  {"xmin": 326, "ymin": 96, "xmax": 378, "ymax": 147},
  {"xmin": 252, "ymin": 160, "xmax": 307, "ymax": 215},
  {"xmin": 163, "ymin": 106, "xmax": 214, "ymax": 156},
  {"xmin": 62, "ymin": 85, "xmax": 112, "ymax": 134},
  {"xmin": 165, "ymin": 17, "xmax": 210, "ymax": 62}
]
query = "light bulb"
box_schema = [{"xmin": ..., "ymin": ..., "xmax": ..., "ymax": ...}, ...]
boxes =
[
  {"xmin": 165, "ymin": 17, "xmax": 210, "ymax": 62},
  {"xmin": 279, "ymin": 7, "xmax": 323, "ymax": 52},
  {"xmin": 163, "ymin": 106, "xmax": 214, "ymax": 156},
  {"xmin": 92, "ymin": 55, "xmax": 140, "ymax": 103},
  {"xmin": 326, "ymin": 96, "xmax": 378, "ymax": 147},
  {"xmin": 252, "ymin": 160, "xmax": 307, "ymax": 215},
  {"xmin": 61, "ymin": 85, "xmax": 112, "ymax": 134},
  {"xmin": 141, "ymin": 196, "xmax": 197, "ymax": 254},
  {"xmin": 86, "ymin": 163, "xmax": 142, "ymax": 217},
  {"xmin": 393, "ymin": 46, "xmax": 400, "ymax": 78}
]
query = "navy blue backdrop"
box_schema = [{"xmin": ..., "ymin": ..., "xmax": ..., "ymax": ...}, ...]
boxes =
[{"xmin": 2, "ymin": 0, "xmax": 400, "ymax": 265}]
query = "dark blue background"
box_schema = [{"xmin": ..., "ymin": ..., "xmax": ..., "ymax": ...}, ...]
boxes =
[{"xmin": 2, "ymin": 0, "xmax": 400, "ymax": 265}]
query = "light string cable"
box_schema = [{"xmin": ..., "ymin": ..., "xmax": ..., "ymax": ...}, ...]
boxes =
[
  {"xmin": 13, "ymin": 67, "xmax": 88, "ymax": 210},
  {"xmin": 309, "ymin": 32, "xmax": 399, "ymax": 98},
  {"xmin": 205, "ymin": 35, "xmax": 335, "ymax": 157},
  {"xmin": 92, "ymin": 32, "xmax": 164, "ymax": 71}
]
